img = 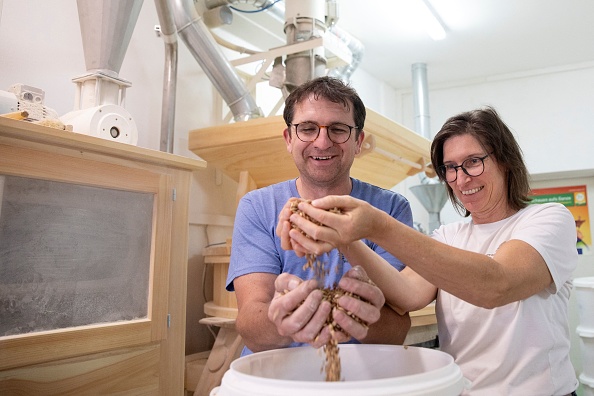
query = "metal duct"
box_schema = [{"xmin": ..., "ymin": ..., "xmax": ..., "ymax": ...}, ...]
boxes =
[
  {"xmin": 412, "ymin": 63, "xmax": 430, "ymax": 140},
  {"xmin": 410, "ymin": 62, "xmax": 447, "ymax": 233},
  {"xmin": 236, "ymin": 0, "xmax": 364, "ymax": 85},
  {"xmin": 77, "ymin": 0, "xmax": 143, "ymax": 77},
  {"xmin": 283, "ymin": 0, "xmax": 328, "ymax": 91},
  {"xmin": 153, "ymin": 0, "xmax": 363, "ymax": 149},
  {"xmin": 170, "ymin": 0, "xmax": 263, "ymax": 121},
  {"xmin": 327, "ymin": 24, "xmax": 364, "ymax": 83}
]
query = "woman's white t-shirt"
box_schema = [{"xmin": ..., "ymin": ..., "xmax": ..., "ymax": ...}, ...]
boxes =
[{"xmin": 433, "ymin": 203, "xmax": 578, "ymax": 395}]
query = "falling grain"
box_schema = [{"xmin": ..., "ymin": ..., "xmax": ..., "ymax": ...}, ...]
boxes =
[{"xmin": 289, "ymin": 198, "xmax": 368, "ymax": 382}]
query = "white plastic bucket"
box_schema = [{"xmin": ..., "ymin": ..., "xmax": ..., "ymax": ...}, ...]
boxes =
[
  {"xmin": 574, "ymin": 277, "xmax": 594, "ymax": 329},
  {"xmin": 580, "ymin": 373, "xmax": 594, "ymax": 396},
  {"xmin": 578, "ymin": 326, "xmax": 594, "ymax": 378},
  {"xmin": 211, "ymin": 344, "xmax": 470, "ymax": 396}
]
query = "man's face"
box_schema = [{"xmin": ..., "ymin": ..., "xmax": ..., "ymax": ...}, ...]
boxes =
[{"xmin": 283, "ymin": 94, "xmax": 363, "ymax": 188}]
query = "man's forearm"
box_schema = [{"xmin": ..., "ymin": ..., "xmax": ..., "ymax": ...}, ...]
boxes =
[
  {"xmin": 236, "ymin": 303, "xmax": 293, "ymax": 353},
  {"xmin": 360, "ymin": 304, "xmax": 411, "ymax": 345}
]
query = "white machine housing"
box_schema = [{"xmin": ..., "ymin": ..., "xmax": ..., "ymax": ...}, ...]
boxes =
[
  {"xmin": 0, "ymin": 84, "xmax": 59, "ymax": 121},
  {"xmin": 60, "ymin": 71, "xmax": 138, "ymax": 145}
]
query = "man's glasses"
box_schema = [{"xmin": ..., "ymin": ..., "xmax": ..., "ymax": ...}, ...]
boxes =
[
  {"xmin": 438, "ymin": 154, "xmax": 490, "ymax": 182},
  {"xmin": 289, "ymin": 122, "xmax": 358, "ymax": 144}
]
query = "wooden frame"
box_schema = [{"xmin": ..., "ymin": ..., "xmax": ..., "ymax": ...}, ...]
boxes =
[{"xmin": 0, "ymin": 118, "xmax": 205, "ymax": 395}]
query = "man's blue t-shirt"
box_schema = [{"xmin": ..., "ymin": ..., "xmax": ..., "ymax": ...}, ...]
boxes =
[{"xmin": 226, "ymin": 177, "xmax": 413, "ymax": 354}]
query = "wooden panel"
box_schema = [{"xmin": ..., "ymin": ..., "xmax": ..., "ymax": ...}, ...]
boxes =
[
  {"xmin": 0, "ymin": 344, "xmax": 160, "ymax": 395},
  {"xmin": 0, "ymin": 321, "xmax": 153, "ymax": 371},
  {"xmin": 0, "ymin": 143, "xmax": 162, "ymax": 193},
  {"xmin": 188, "ymin": 108, "xmax": 432, "ymax": 189},
  {"xmin": 159, "ymin": 169, "xmax": 193, "ymax": 394},
  {"xmin": 0, "ymin": 118, "xmax": 206, "ymax": 172}
]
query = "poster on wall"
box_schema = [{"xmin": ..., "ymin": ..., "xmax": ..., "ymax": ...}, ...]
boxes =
[{"xmin": 530, "ymin": 185, "xmax": 591, "ymax": 255}]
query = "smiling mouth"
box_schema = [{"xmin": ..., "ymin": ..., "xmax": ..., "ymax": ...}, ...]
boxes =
[
  {"xmin": 462, "ymin": 186, "xmax": 484, "ymax": 195},
  {"xmin": 312, "ymin": 156, "xmax": 333, "ymax": 160}
]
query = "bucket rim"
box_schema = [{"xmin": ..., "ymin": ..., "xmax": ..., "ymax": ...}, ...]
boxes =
[
  {"xmin": 580, "ymin": 373, "xmax": 594, "ymax": 387},
  {"xmin": 220, "ymin": 344, "xmax": 469, "ymax": 396},
  {"xmin": 574, "ymin": 276, "xmax": 594, "ymax": 288},
  {"xmin": 577, "ymin": 325, "xmax": 594, "ymax": 338}
]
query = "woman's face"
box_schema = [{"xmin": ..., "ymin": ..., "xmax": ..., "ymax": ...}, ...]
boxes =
[{"xmin": 442, "ymin": 134, "xmax": 509, "ymax": 223}]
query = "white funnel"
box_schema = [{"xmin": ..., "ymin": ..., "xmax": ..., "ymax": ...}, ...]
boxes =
[{"xmin": 410, "ymin": 184, "xmax": 448, "ymax": 233}]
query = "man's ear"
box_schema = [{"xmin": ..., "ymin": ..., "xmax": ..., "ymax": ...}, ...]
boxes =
[
  {"xmin": 283, "ymin": 128, "xmax": 292, "ymax": 153},
  {"xmin": 355, "ymin": 130, "xmax": 365, "ymax": 155}
]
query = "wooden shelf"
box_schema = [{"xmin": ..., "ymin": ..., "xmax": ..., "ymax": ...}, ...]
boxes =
[{"xmin": 188, "ymin": 108, "xmax": 432, "ymax": 190}]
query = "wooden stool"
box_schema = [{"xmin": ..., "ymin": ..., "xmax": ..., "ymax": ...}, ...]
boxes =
[{"xmin": 193, "ymin": 317, "xmax": 243, "ymax": 396}]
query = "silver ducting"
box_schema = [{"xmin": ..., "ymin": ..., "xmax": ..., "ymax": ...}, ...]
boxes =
[
  {"xmin": 77, "ymin": 0, "xmax": 143, "ymax": 77},
  {"xmin": 151, "ymin": 0, "xmax": 363, "ymax": 150},
  {"xmin": 328, "ymin": 24, "xmax": 364, "ymax": 83},
  {"xmin": 412, "ymin": 63, "xmax": 431, "ymax": 140},
  {"xmin": 410, "ymin": 62, "xmax": 447, "ymax": 233},
  {"xmin": 154, "ymin": 0, "xmax": 178, "ymax": 153},
  {"xmin": 410, "ymin": 183, "xmax": 447, "ymax": 233},
  {"xmin": 283, "ymin": 0, "xmax": 328, "ymax": 91},
  {"xmin": 170, "ymin": 0, "xmax": 263, "ymax": 121}
]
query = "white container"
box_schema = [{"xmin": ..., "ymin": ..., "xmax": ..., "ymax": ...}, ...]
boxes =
[
  {"xmin": 580, "ymin": 373, "xmax": 594, "ymax": 396},
  {"xmin": 578, "ymin": 326, "xmax": 594, "ymax": 378},
  {"xmin": 211, "ymin": 344, "xmax": 470, "ymax": 396},
  {"xmin": 574, "ymin": 277, "xmax": 594, "ymax": 329}
]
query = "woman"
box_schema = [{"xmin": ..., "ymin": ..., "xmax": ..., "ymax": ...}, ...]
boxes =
[{"xmin": 277, "ymin": 107, "xmax": 578, "ymax": 395}]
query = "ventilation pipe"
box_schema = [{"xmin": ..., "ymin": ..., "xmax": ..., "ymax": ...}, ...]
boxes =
[
  {"xmin": 153, "ymin": 0, "xmax": 363, "ymax": 148},
  {"xmin": 170, "ymin": 0, "xmax": 263, "ymax": 121},
  {"xmin": 233, "ymin": 0, "xmax": 365, "ymax": 84},
  {"xmin": 409, "ymin": 62, "xmax": 447, "ymax": 233},
  {"xmin": 412, "ymin": 63, "xmax": 431, "ymax": 145},
  {"xmin": 283, "ymin": 0, "xmax": 328, "ymax": 91},
  {"xmin": 327, "ymin": 24, "xmax": 364, "ymax": 83},
  {"xmin": 154, "ymin": 0, "xmax": 178, "ymax": 153}
]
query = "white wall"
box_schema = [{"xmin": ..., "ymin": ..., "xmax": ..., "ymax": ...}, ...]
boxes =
[{"xmin": 384, "ymin": 64, "xmax": 594, "ymax": 232}]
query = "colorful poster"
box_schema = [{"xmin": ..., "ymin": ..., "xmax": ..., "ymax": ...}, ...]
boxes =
[{"xmin": 530, "ymin": 185, "xmax": 590, "ymax": 255}]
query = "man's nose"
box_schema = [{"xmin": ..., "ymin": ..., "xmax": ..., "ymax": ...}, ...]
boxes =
[{"xmin": 313, "ymin": 126, "xmax": 333, "ymax": 148}]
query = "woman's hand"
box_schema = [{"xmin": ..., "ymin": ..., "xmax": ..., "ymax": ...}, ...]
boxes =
[{"xmin": 286, "ymin": 196, "xmax": 380, "ymax": 255}]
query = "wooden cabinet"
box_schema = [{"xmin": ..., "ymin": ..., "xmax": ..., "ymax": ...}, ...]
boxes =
[{"xmin": 0, "ymin": 118, "xmax": 205, "ymax": 395}]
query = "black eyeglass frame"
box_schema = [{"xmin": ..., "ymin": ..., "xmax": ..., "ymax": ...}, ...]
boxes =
[
  {"xmin": 438, "ymin": 153, "xmax": 490, "ymax": 182},
  {"xmin": 288, "ymin": 122, "xmax": 358, "ymax": 144}
]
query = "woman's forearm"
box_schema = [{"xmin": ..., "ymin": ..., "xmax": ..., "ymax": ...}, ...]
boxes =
[{"xmin": 339, "ymin": 240, "xmax": 436, "ymax": 313}]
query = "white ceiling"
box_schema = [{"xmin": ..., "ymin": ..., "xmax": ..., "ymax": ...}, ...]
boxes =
[
  {"xmin": 335, "ymin": 0, "xmax": 594, "ymax": 89},
  {"xmin": 221, "ymin": 0, "xmax": 594, "ymax": 90}
]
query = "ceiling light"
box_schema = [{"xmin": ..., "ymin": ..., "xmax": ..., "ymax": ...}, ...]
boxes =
[{"xmin": 421, "ymin": 0, "xmax": 446, "ymax": 40}]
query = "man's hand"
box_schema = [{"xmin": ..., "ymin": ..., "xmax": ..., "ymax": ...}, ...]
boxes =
[
  {"xmin": 267, "ymin": 267, "xmax": 385, "ymax": 348},
  {"xmin": 332, "ymin": 266, "xmax": 385, "ymax": 340}
]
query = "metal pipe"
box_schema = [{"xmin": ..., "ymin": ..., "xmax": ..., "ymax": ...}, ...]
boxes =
[
  {"xmin": 412, "ymin": 62, "xmax": 430, "ymax": 139},
  {"xmin": 154, "ymin": 0, "xmax": 178, "ymax": 153},
  {"xmin": 171, "ymin": 0, "xmax": 262, "ymax": 121},
  {"xmin": 328, "ymin": 24, "xmax": 364, "ymax": 83}
]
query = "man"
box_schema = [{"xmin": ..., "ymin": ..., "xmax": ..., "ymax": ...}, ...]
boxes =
[{"xmin": 226, "ymin": 76, "xmax": 412, "ymax": 355}]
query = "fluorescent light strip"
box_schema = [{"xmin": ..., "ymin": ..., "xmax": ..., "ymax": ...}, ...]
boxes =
[{"xmin": 421, "ymin": 0, "xmax": 446, "ymax": 40}]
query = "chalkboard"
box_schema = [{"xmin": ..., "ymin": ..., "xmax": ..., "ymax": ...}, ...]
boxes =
[{"xmin": 0, "ymin": 175, "xmax": 153, "ymax": 336}]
